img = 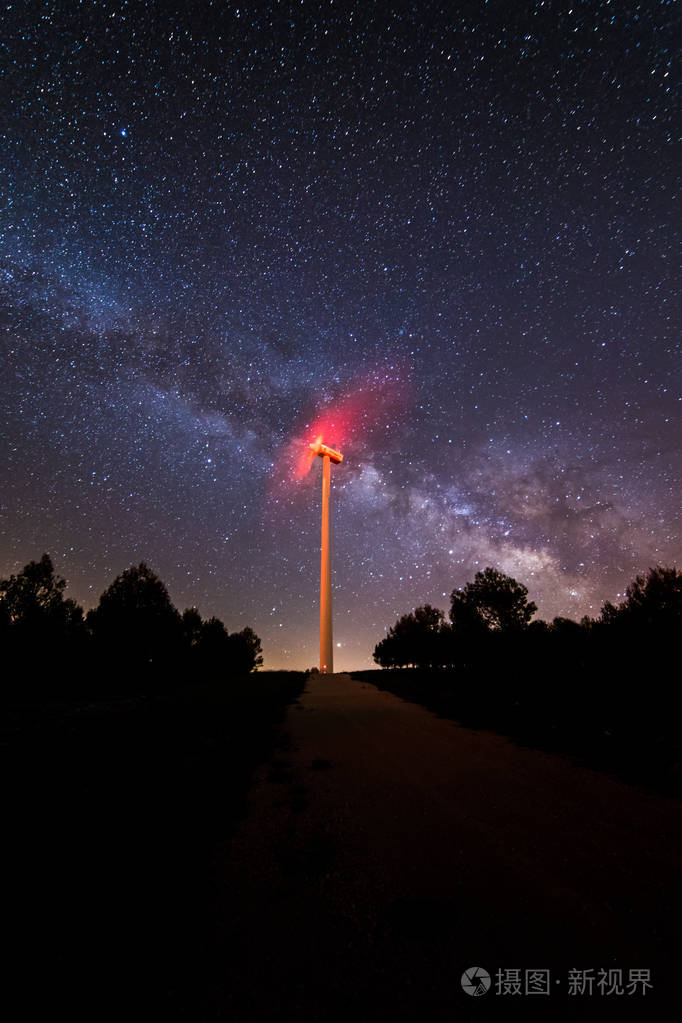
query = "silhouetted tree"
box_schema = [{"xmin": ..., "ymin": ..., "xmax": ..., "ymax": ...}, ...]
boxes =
[
  {"xmin": 0, "ymin": 554, "xmax": 87, "ymax": 696},
  {"xmin": 1, "ymin": 553, "xmax": 265, "ymax": 697},
  {"xmin": 549, "ymin": 616, "xmax": 585, "ymax": 637},
  {"xmin": 0, "ymin": 553, "xmax": 84, "ymax": 640},
  {"xmin": 181, "ymin": 607, "xmax": 204, "ymax": 649},
  {"xmin": 195, "ymin": 615, "xmax": 231, "ymax": 676},
  {"xmin": 184, "ymin": 612, "xmax": 264, "ymax": 678},
  {"xmin": 374, "ymin": 604, "xmax": 445, "ymax": 668},
  {"xmin": 86, "ymin": 562, "xmax": 182, "ymax": 671},
  {"xmin": 227, "ymin": 626, "xmax": 263, "ymax": 674},
  {"xmin": 599, "ymin": 566, "xmax": 682, "ymax": 633},
  {"xmin": 450, "ymin": 568, "xmax": 537, "ymax": 633},
  {"xmin": 367, "ymin": 564, "xmax": 682, "ymax": 799},
  {"xmin": 373, "ymin": 632, "xmax": 397, "ymax": 668}
]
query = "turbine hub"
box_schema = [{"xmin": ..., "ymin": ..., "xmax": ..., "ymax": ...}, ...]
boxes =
[{"xmin": 310, "ymin": 441, "xmax": 343, "ymax": 463}]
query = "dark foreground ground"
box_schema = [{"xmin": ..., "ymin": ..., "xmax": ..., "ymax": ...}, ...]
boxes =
[
  {"xmin": 219, "ymin": 673, "xmax": 682, "ymax": 1023},
  {"xmin": 3, "ymin": 671, "xmax": 306, "ymax": 1019},
  {"xmin": 351, "ymin": 667, "xmax": 682, "ymax": 802},
  {"xmin": 5, "ymin": 670, "xmax": 682, "ymax": 1021}
]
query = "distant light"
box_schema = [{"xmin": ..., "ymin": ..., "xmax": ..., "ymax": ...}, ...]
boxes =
[{"xmin": 121, "ymin": 128, "xmax": 127, "ymax": 137}]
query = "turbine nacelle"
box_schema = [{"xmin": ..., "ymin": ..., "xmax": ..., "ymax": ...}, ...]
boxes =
[{"xmin": 310, "ymin": 440, "xmax": 343, "ymax": 464}]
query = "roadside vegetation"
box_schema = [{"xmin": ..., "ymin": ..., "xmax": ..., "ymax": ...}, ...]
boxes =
[
  {"xmin": 1, "ymin": 554, "xmax": 306, "ymax": 1016},
  {"xmin": 359, "ymin": 565, "xmax": 682, "ymax": 799}
]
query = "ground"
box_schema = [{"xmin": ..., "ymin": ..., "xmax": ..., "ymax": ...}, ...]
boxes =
[
  {"xmin": 216, "ymin": 672, "xmax": 682, "ymax": 1021},
  {"xmin": 6, "ymin": 670, "xmax": 680, "ymax": 1020}
]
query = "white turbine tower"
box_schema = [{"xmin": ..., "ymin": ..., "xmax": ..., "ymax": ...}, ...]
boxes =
[{"xmin": 310, "ymin": 439, "xmax": 343, "ymax": 673}]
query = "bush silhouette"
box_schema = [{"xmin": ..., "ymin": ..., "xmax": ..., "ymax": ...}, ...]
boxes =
[
  {"xmin": 599, "ymin": 565, "xmax": 682, "ymax": 634},
  {"xmin": 0, "ymin": 554, "xmax": 86, "ymax": 695},
  {"xmin": 2, "ymin": 553, "xmax": 264, "ymax": 699},
  {"xmin": 86, "ymin": 562, "xmax": 184, "ymax": 672},
  {"xmin": 0, "ymin": 553, "xmax": 84, "ymax": 642},
  {"xmin": 450, "ymin": 567, "xmax": 537, "ymax": 633},
  {"xmin": 368, "ymin": 563, "xmax": 682, "ymax": 797},
  {"xmin": 227, "ymin": 626, "xmax": 264, "ymax": 675},
  {"xmin": 374, "ymin": 605, "xmax": 446, "ymax": 668}
]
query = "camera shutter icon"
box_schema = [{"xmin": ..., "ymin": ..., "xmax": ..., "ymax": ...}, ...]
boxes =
[{"xmin": 461, "ymin": 967, "xmax": 491, "ymax": 996}]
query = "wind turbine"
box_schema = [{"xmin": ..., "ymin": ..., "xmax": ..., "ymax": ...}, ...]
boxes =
[{"xmin": 309, "ymin": 439, "xmax": 343, "ymax": 673}]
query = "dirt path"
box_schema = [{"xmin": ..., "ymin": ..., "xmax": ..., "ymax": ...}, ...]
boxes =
[{"xmin": 214, "ymin": 673, "xmax": 682, "ymax": 1021}]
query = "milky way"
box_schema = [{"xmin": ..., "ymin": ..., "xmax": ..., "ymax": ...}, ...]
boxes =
[{"xmin": 1, "ymin": 0, "xmax": 679, "ymax": 669}]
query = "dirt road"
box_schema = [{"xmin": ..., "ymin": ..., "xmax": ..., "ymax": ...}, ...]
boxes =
[{"xmin": 215, "ymin": 673, "xmax": 682, "ymax": 1021}]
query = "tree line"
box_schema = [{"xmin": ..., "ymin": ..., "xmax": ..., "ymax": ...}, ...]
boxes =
[
  {"xmin": 373, "ymin": 565, "xmax": 681, "ymax": 668},
  {"xmin": 367, "ymin": 564, "xmax": 682, "ymax": 796},
  {"xmin": 0, "ymin": 554, "xmax": 262, "ymax": 698}
]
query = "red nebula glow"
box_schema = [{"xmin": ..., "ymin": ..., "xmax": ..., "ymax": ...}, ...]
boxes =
[{"xmin": 272, "ymin": 364, "xmax": 412, "ymax": 494}]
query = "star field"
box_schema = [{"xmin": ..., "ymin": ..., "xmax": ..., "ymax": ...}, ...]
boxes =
[{"xmin": 1, "ymin": 0, "xmax": 679, "ymax": 668}]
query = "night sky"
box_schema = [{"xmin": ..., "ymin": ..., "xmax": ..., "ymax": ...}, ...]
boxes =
[{"xmin": 1, "ymin": 0, "xmax": 679, "ymax": 670}]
